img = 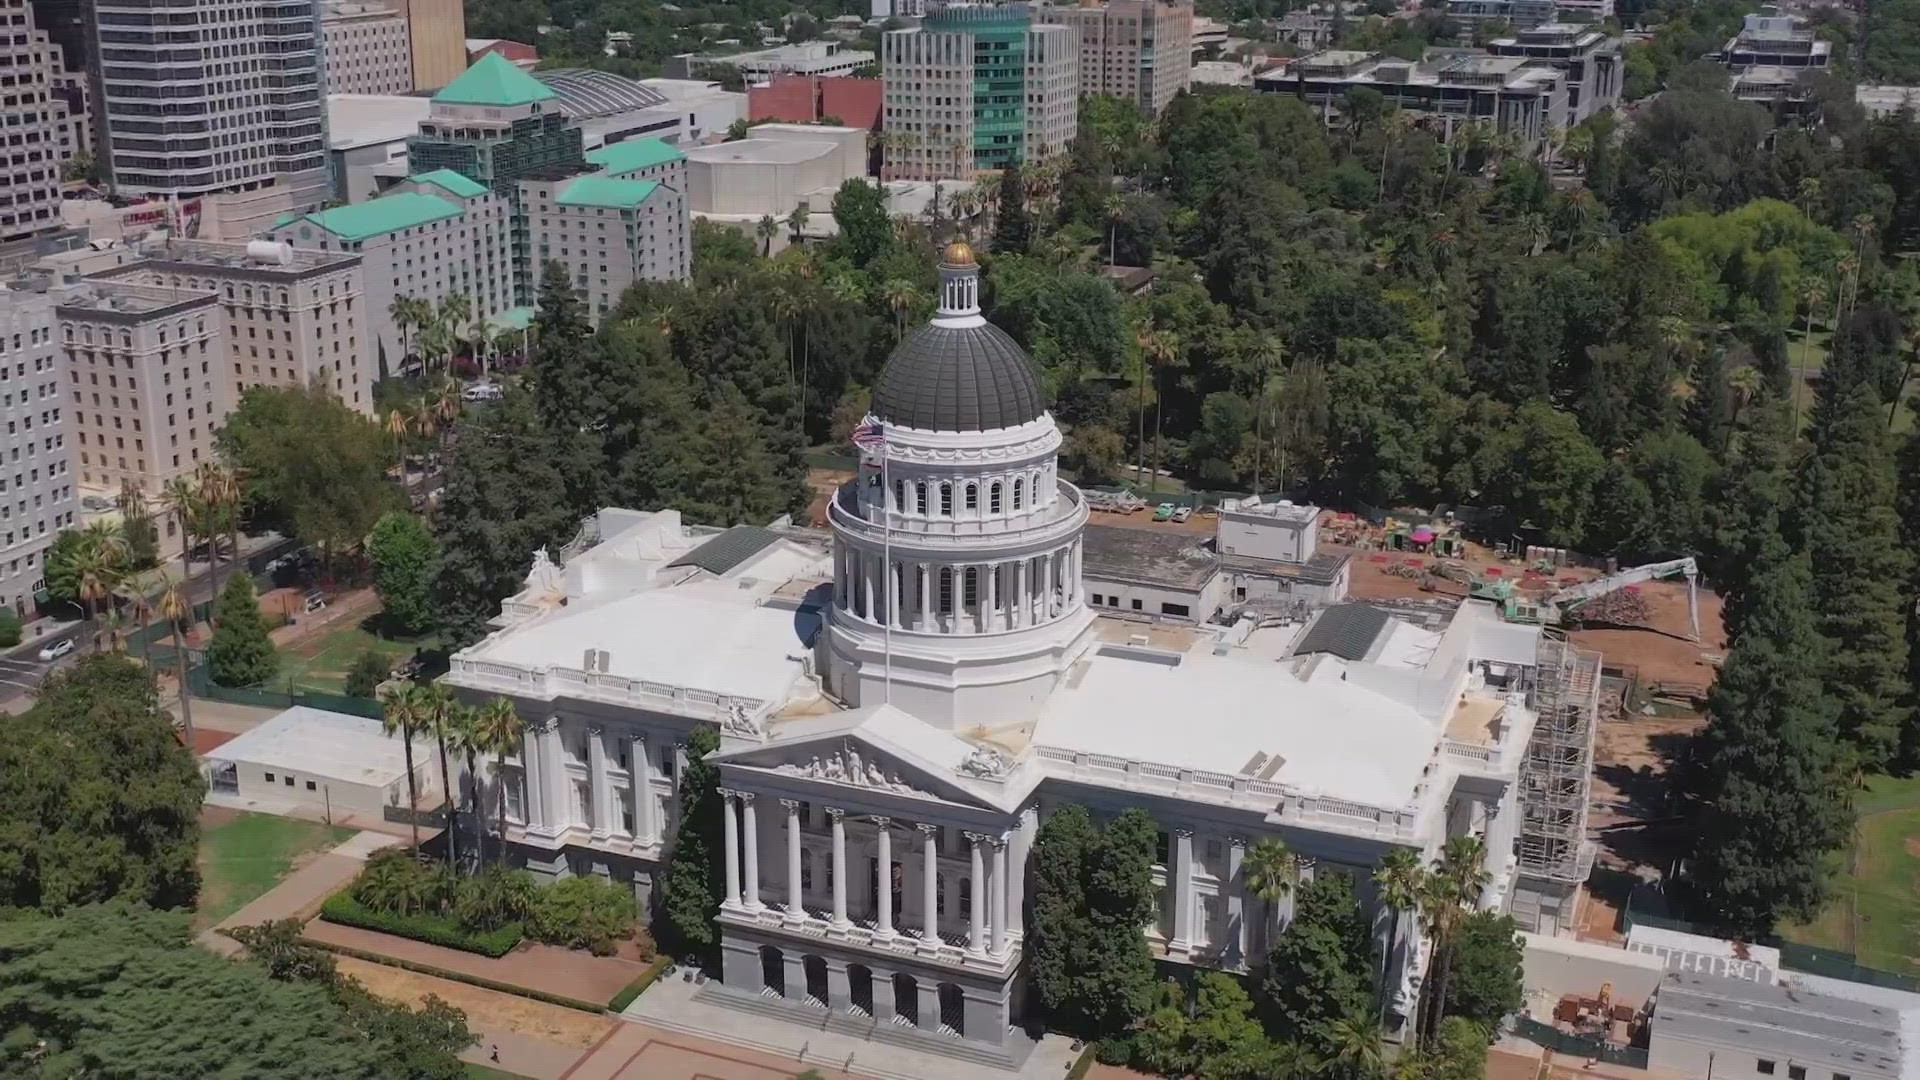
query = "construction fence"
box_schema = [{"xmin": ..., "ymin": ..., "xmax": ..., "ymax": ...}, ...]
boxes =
[
  {"xmin": 1622, "ymin": 894, "xmax": 1920, "ymax": 994},
  {"xmin": 1511, "ymin": 1016, "xmax": 1649, "ymax": 1069},
  {"xmin": 185, "ymin": 662, "xmax": 384, "ymax": 720}
]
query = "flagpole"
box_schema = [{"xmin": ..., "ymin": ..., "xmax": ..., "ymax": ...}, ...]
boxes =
[{"xmin": 881, "ymin": 434, "xmax": 893, "ymax": 705}]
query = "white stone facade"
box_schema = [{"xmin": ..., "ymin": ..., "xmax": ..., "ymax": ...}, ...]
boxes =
[
  {"xmin": 443, "ymin": 252, "xmax": 1562, "ymax": 1065},
  {"xmin": 321, "ymin": 1, "xmax": 415, "ymax": 97},
  {"xmin": 0, "ymin": 288, "xmax": 77, "ymax": 615}
]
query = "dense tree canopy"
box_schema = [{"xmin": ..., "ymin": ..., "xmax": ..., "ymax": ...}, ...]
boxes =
[
  {"xmin": 216, "ymin": 381, "xmax": 403, "ymax": 553},
  {"xmin": 0, "ymin": 656, "xmax": 203, "ymax": 912}
]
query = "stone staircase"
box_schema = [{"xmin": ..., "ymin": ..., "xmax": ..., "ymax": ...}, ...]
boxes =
[{"xmin": 688, "ymin": 981, "xmax": 1038, "ymax": 1073}]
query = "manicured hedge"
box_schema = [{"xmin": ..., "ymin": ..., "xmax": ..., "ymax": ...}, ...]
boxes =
[
  {"xmin": 319, "ymin": 891, "xmax": 523, "ymax": 958},
  {"xmin": 1067, "ymin": 1046, "xmax": 1097, "ymax": 1080},
  {"xmin": 606, "ymin": 955, "xmax": 673, "ymax": 1012},
  {"xmin": 305, "ymin": 937, "xmax": 607, "ymax": 1013}
]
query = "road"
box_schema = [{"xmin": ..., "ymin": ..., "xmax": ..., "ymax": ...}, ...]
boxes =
[{"xmin": 0, "ymin": 533, "xmax": 297, "ymax": 706}]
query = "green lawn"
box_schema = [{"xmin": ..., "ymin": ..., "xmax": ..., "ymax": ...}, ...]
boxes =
[
  {"xmin": 1779, "ymin": 775, "xmax": 1920, "ymax": 975},
  {"xmin": 279, "ymin": 624, "xmax": 435, "ymax": 694},
  {"xmin": 197, "ymin": 811, "xmax": 355, "ymax": 928},
  {"xmin": 464, "ymin": 1065, "xmax": 532, "ymax": 1080}
]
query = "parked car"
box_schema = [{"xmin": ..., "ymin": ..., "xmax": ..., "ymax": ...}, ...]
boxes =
[
  {"xmin": 37, "ymin": 638, "xmax": 74, "ymax": 662},
  {"xmin": 461, "ymin": 382, "xmax": 504, "ymax": 403},
  {"xmin": 1172, "ymin": 506, "xmax": 1193, "ymax": 523},
  {"xmin": 302, "ymin": 590, "xmax": 328, "ymax": 614},
  {"xmin": 1153, "ymin": 503, "xmax": 1175, "ymax": 521}
]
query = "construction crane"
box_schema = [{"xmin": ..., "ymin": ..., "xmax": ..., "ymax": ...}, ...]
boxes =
[{"xmin": 1543, "ymin": 557, "xmax": 1701, "ymax": 641}]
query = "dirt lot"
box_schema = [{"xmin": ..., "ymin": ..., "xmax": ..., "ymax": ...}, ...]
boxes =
[{"xmin": 335, "ymin": 956, "xmax": 617, "ymax": 1047}]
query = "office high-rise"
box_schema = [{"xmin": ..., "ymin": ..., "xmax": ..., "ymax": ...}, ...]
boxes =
[
  {"xmin": 1037, "ymin": 0, "xmax": 1193, "ymax": 117},
  {"xmin": 32, "ymin": 0, "xmax": 329, "ymax": 236},
  {"xmin": 1, "ymin": 0, "xmax": 71, "ymax": 243},
  {"xmin": 882, "ymin": 4, "xmax": 1078, "ymax": 182}
]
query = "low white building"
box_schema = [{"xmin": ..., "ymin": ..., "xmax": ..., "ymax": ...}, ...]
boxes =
[
  {"xmin": 1649, "ymin": 970, "xmax": 1905, "ymax": 1080},
  {"xmin": 685, "ymin": 125, "xmax": 869, "ymax": 240},
  {"xmin": 442, "ymin": 243, "xmax": 1589, "ymax": 1065},
  {"xmin": 205, "ymin": 705, "xmax": 442, "ymax": 819}
]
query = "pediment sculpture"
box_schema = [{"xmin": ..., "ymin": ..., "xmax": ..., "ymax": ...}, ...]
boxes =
[
  {"xmin": 958, "ymin": 744, "xmax": 1012, "ymax": 778},
  {"xmin": 774, "ymin": 742, "xmax": 933, "ymax": 797},
  {"xmin": 721, "ymin": 700, "xmax": 762, "ymax": 738}
]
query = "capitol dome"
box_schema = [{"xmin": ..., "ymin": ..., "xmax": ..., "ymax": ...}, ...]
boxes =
[{"xmin": 868, "ymin": 241, "xmax": 1047, "ymax": 433}]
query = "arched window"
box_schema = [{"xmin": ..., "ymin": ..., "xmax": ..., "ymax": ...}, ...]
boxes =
[
  {"xmin": 940, "ymin": 482, "xmax": 953, "ymax": 516},
  {"xmin": 938, "ymin": 566, "xmax": 954, "ymax": 614},
  {"xmin": 965, "ymin": 482, "xmax": 978, "ymax": 511},
  {"xmin": 1013, "ymin": 478, "xmax": 1024, "ymax": 510},
  {"xmin": 916, "ymin": 481, "xmax": 928, "ymax": 515},
  {"xmin": 989, "ymin": 481, "xmax": 1002, "ymax": 514}
]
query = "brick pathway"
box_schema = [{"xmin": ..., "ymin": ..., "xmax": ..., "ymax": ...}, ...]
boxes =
[
  {"xmin": 197, "ymin": 830, "xmax": 398, "ymax": 957},
  {"xmin": 305, "ymin": 919, "xmax": 651, "ymax": 1005},
  {"xmin": 561, "ymin": 1021, "xmax": 862, "ymax": 1080}
]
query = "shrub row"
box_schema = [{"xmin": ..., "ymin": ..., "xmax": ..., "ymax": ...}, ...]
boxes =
[
  {"xmin": 318, "ymin": 892, "xmax": 523, "ymax": 958},
  {"xmin": 606, "ymin": 955, "xmax": 674, "ymax": 1012},
  {"xmin": 304, "ymin": 937, "xmax": 607, "ymax": 1014}
]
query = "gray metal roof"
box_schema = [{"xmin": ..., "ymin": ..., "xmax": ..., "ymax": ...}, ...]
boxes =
[
  {"xmin": 667, "ymin": 525, "xmax": 781, "ymax": 575},
  {"xmin": 533, "ymin": 68, "xmax": 669, "ymax": 118},
  {"xmin": 1080, "ymin": 525, "xmax": 1219, "ymax": 591},
  {"xmin": 1292, "ymin": 603, "xmax": 1392, "ymax": 661},
  {"xmin": 870, "ymin": 322, "xmax": 1047, "ymax": 432},
  {"xmin": 1652, "ymin": 971, "xmax": 1904, "ymax": 1080}
]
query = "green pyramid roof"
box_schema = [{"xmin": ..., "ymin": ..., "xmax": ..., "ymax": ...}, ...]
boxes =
[{"xmin": 432, "ymin": 53, "xmax": 557, "ymax": 107}]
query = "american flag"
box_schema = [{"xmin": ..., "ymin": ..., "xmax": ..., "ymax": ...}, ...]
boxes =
[{"xmin": 850, "ymin": 417, "xmax": 887, "ymax": 452}]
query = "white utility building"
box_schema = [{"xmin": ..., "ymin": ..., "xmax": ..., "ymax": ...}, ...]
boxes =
[
  {"xmin": 443, "ymin": 242, "xmax": 1596, "ymax": 1066},
  {"xmin": 205, "ymin": 705, "xmax": 442, "ymax": 819}
]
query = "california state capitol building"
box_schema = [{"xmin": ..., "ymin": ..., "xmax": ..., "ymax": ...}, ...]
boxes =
[{"xmin": 444, "ymin": 242, "xmax": 1601, "ymax": 1067}]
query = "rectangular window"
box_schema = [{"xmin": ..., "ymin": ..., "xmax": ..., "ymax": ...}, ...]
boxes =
[
  {"xmin": 284, "ymin": 775, "xmax": 294, "ymax": 787},
  {"xmin": 1160, "ymin": 602, "xmax": 1190, "ymax": 617},
  {"xmin": 263, "ymin": 771, "xmax": 275, "ymax": 783},
  {"xmin": 1785, "ymin": 1069, "xmax": 1804, "ymax": 1080},
  {"xmin": 1756, "ymin": 1063, "xmax": 1776, "ymax": 1076},
  {"xmin": 1131, "ymin": 598, "xmax": 1143, "ymax": 611},
  {"xmin": 305, "ymin": 780, "xmax": 317, "ymax": 791}
]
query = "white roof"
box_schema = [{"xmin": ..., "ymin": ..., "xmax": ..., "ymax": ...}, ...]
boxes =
[
  {"xmin": 208, "ymin": 706, "xmax": 432, "ymax": 787},
  {"xmin": 327, "ymin": 94, "xmax": 432, "ymax": 150},
  {"xmin": 467, "ymin": 583, "xmax": 812, "ymax": 706},
  {"xmin": 685, "ymin": 137, "xmax": 841, "ymax": 166},
  {"xmin": 1035, "ymin": 647, "xmax": 1439, "ymax": 806}
]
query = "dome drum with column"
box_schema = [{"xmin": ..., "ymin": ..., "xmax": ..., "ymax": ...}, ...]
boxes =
[{"xmin": 825, "ymin": 248, "xmax": 1095, "ymax": 730}]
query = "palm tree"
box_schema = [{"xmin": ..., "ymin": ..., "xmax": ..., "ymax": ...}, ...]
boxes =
[
  {"xmin": 1144, "ymin": 329, "xmax": 1181, "ymax": 496},
  {"xmin": 420, "ymin": 682, "xmax": 462, "ymax": 872},
  {"xmin": 437, "ymin": 293, "xmax": 473, "ymax": 370},
  {"xmin": 158, "ymin": 475, "xmax": 198, "ymax": 609},
  {"xmin": 1895, "ymin": 330, "xmax": 1920, "ymax": 428},
  {"xmin": 417, "ymin": 319, "xmax": 453, "ymax": 377},
  {"xmin": 471, "ymin": 697, "xmax": 527, "ymax": 865},
  {"xmin": 1320, "ymin": 1012, "xmax": 1386, "ymax": 1079},
  {"xmin": 159, "ymin": 581, "xmax": 194, "ymax": 751},
  {"xmin": 1373, "ymin": 847, "xmax": 1426, "ymax": 1024},
  {"xmin": 1727, "ymin": 364, "xmax": 1764, "ymax": 445},
  {"xmin": 1796, "ymin": 278, "xmax": 1827, "ymax": 429},
  {"xmin": 755, "ymin": 213, "xmax": 779, "ymax": 257},
  {"xmin": 1103, "ymin": 192, "xmax": 1126, "ymax": 267},
  {"xmin": 76, "ymin": 520, "xmax": 127, "ymax": 652},
  {"xmin": 883, "ymin": 279, "xmax": 920, "ymax": 340},
  {"xmin": 1240, "ymin": 837, "xmax": 1296, "ymax": 961},
  {"xmin": 1417, "ymin": 836, "xmax": 1489, "ymax": 1048},
  {"xmin": 385, "ymin": 406, "xmax": 412, "ymax": 492},
  {"xmin": 128, "ymin": 588, "xmax": 153, "ymax": 666},
  {"xmin": 447, "ymin": 699, "xmax": 483, "ymax": 868},
  {"xmin": 429, "ymin": 377, "xmax": 462, "ymax": 441},
  {"xmin": 194, "ymin": 463, "xmax": 232, "ymax": 615},
  {"xmin": 1250, "ymin": 334, "xmax": 1284, "ymax": 494},
  {"xmin": 389, "ymin": 295, "xmax": 421, "ymax": 366},
  {"xmin": 788, "ymin": 203, "xmax": 811, "ymax": 244},
  {"xmin": 380, "ymin": 683, "xmax": 426, "ymax": 851}
]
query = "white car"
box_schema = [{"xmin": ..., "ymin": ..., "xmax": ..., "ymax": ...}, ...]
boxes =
[
  {"xmin": 1172, "ymin": 506, "xmax": 1194, "ymax": 523},
  {"xmin": 461, "ymin": 382, "xmax": 504, "ymax": 403},
  {"xmin": 37, "ymin": 638, "xmax": 74, "ymax": 661}
]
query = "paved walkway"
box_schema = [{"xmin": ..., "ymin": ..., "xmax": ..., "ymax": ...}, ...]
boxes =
[
  {"xmin": 562, "ymin": 1020, "xmax": 868, "ymax": 1080},
  {"xmin": 623, "ymin": 976, "xmax": 1079, "ymax": 1080},
  {"xmin": 304, "ymin": 920, "xmax": 651, "ymax": 1005},
  {"xmin": 197, "ymin": 829, "xmax": 400, "ymax": 957}
]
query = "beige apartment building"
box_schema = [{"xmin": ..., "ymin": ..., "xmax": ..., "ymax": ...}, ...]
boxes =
[
  {"xmin": 1039, "ymin": 0, "xmax": 1193, "ymax": 116},
  {"xmin": 53, "ymin": 280, "xmax": 225, "ymax": 497},
  {"xmin": 89, "ymin": 240, "xmax": 375, "ymax": 415},
  {"xmin": 1, "ymin": 0, "xmax": 73, "ymax": 242},
  {"xmin": 321, "ymin": 0, "xmax": 415, "ymax": 96},
  {"xmin": 402, "ymin": 0, "xmax": 470, "ymax": 90},
  {"xmin": 0, "ymin": 286, "xmax": 78, "ymax": 616},
  {"xmin": 521, "ymin": 172, "xmax": 690, "ymax": 322}
]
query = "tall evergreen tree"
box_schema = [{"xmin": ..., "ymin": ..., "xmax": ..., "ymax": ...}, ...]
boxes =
[
  {"xmin": 690, "ymin": 387, "xmax": 785, "ymax": 525},
  {"xmin": 1080, "ymin": 808, "xmax": 1158, "ymax": 1036},
  {"xmin": 1796, "ymin": 384, "xmax": 1912, "ymax": 773},
  {"xmin": 1898, "ymin": 430, "xmax": 1920, "ymax": 768},
  {"xmin": 994, "ymin": 161, "xmax": 1032, "ymax": 256},
  {"xmin": 1024, "ymin": 803, "xmax": 1097, "ymax": 1030},
  {"xmin": 367, "ymin": 512, "xmax": 440, "ymax": 637},
  {"xmin": 1687, "ymin": 548, "xmax": 1852, "ymax": 935},
  {"xmin": 527, "ymin": 262, "xmax": 607, "ymax": 520},
  {"xmin": 656, "ymin": 726, "xmax": 724, "ymax": 963},
  {"xmin": 1261, "ymin": 873, "xmax": 1375, "ymax": 1056},
  {"xmin": 430, "ymin": 391, "xmax": 575, "ymax": 647},
  {"xmin": 1705, "ymin": 398, "xmax": 1797, "ymax": 640},
  {"xmin": 208, "ymin": 573, "xmax": 277, "ymax": 688}
]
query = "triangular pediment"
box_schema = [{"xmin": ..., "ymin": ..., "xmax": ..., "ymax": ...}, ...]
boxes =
[{"xmin": 713, "ymin": 704, "xmax": 1033, "ymax": 813}]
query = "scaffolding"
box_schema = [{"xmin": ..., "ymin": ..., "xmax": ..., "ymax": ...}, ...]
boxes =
[{"xmin": 1517, "ymin": 631, "xmax": 1602, "ymax": 885}]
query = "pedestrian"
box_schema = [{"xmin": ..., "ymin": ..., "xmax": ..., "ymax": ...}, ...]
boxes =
[{"xmin": 490, "ymin": 1045, "xmax": 500, "ymax": 1063}]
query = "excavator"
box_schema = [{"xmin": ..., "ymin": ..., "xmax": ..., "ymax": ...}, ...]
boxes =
[{"xmin": 1470, "ymin": 556, "xmax": 1701, "ymax": 641}]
